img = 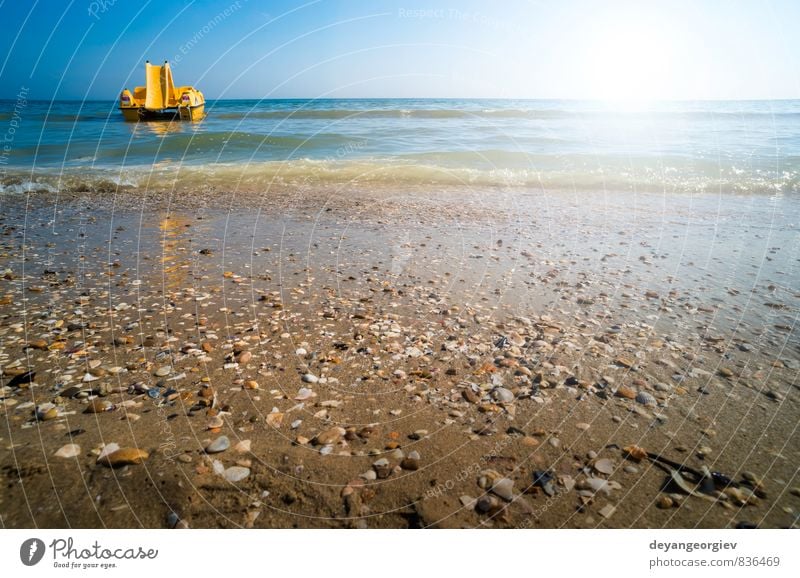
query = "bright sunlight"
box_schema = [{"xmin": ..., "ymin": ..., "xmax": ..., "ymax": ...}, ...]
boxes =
[{"xmin": 586, "ymin": 10, "xmax": 677, "ymax": 104}]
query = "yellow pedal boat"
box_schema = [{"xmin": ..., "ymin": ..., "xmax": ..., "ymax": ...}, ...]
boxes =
[{"xmin": 119, "ymin": 61, "xmax": 205, "ymax": 121}]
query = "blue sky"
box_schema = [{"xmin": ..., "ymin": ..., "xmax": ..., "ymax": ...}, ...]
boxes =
[{"xmin": 0, "ymin": 0, "xmax": 798, "ymax": 100}]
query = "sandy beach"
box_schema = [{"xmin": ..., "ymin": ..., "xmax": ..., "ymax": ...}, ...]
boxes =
[{"xmin": 1, "ymin": 184, "xmax": 797, "ymax": 528}]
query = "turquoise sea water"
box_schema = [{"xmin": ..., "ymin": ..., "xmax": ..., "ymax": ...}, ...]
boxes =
[{"xmin": 1, "ymin": 98, "xmax": 799, "ymax": 193}]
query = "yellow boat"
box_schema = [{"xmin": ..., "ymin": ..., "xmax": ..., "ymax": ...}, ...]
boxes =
[{"xmin": 119, "ymin": 61, "xmax": 205, "ymax": 121}]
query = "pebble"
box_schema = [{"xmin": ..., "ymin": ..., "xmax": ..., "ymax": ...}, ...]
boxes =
[
  {"xmin": 735, "ymin": 521, "xmax": 757, "ymax": 529},
  {"xmin": 475, "ymin": 495, "xmax": 500, "ymax": 514},
  {"xmin": 223, "ymin": 466, "xmax": 251, "ymax": 483},
  {"xmin": 373, "ymin": 458, "xmax": 392, "ymax": 479},
  {"xmin": 237, "ymin": 351, "xmax": 252, "ymax": 364},
  {"xmin": 154, "ymin": 366, "xmax": 171, "ymax": 377},
  {"xmin": 400, "ymin": 457, "xmax": 419, "ymax": 471},
  {"xmin": 54, "ymin": 444, "xmax": 81, "ymax": 459},
  {"xmin": 205, "ymin": 436, "xmax": 230, "ymax": 453},
  {"xmin": 302, "ymin": 373, "xmax": 319, "ymax": 384},
  {"xmin": 657, "ymin": 496, "xmax": 674, "ymax": 509}
]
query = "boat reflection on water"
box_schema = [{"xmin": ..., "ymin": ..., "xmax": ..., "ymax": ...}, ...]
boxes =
[
  {"xmin": 159, "ymin": 214, "xmax": 192, "ymax": 293},
  {"xmin": 131, "ymin": 119, "xmax": 188, "ymax": 138}
]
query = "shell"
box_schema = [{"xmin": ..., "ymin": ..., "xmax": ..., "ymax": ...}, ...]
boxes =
[
  {"xmin": 578, "ymin": 477, "xmax": 613, "ymax": 495},
  {"xmin": 669, "ymin": 469, "xmax": 716, "ymax": 502},
  {"xmin": 635, "ymin": 391, "xmax": 657, "ymax": 407},
  {"xmin": 85, "ymin": 399, "xmax": 113, "ymax": 413},
  {"xmin": 294, "ymin": 387, "xmax": 314, "ymax": 400},
  {"xmin": 593, "ymin": 458, "xmax": 615, "ymax": 475},
  {"xmin": 615, "ymin": 385, "xmax": 637, "ymax": 399},
  {"xmin": 492, "ymin": 387, "xmax": 515, "ymax": 403},
  {"xmin": 54, "ymin": 444, "xmax": 81, "ymax": 459},
  {"xmin": 98, "ymin": 447, "xmax": 149, "ymax": 467},
  {"xmin": 490, "ymin": 477, "xmax": 515, "ymax": 501},
  {"xmin": 623, "ymin": 445, "xmax": 648, "ymax": 462}
]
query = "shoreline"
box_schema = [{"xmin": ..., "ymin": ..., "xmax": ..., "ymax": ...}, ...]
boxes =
[{"xmin": 0, "ymin": 186, "xmax": 798, "ymax": 528}]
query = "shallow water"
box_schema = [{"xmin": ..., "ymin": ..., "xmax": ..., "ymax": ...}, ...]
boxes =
[{"xmin": 1, "ymin": 98, "xmax": 799, "ymax": 193}]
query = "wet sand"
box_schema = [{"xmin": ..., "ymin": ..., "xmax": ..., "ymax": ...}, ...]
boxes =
[{"xmin": 1, "ymin": 185, "xmax": 798, "ymax": 528}]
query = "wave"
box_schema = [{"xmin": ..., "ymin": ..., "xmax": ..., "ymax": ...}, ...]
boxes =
[
  {"xmin": 209, "ymin": 108, "xmax": 800, "ymax": 122},
  {"xmin": 4, "ymin": 100, "xmax": 800, "ymax": 125},
  {"xmin": 9, "ymin": 131, "xmax": 361, "ymax": 163},
  {"xmin": 4, "ymin": 159, "xmax": 798, "ymax": 195}
]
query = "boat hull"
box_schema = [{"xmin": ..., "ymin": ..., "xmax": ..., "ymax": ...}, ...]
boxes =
[{"xmin": 119, "ymin": 104, "xmax": 205, "ymax": 122}]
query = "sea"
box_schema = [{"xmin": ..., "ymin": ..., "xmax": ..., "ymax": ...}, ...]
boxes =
[{"xmin": 1, "ymin": 98, "xmax": 798, "ymax": 194}]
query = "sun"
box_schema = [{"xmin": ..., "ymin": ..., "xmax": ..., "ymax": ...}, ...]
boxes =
[{"xmin": 586, "ymin": 12, "xmax": 675, "ymax": 104}]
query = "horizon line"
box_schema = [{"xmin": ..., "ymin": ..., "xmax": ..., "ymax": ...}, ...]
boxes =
[{"xmin": 2, "ymin": 96, "xmax": 800, "ymax": 103}]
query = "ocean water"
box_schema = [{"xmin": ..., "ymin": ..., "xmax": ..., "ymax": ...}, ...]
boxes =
[{"xmin": 1, "ymin": 98, "xmax": 799, "ymax": 193}]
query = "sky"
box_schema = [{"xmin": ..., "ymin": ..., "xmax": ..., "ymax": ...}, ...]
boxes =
[{"xmin": 0, "ymin": 0, "xmax": 798, "ymax": 101}]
